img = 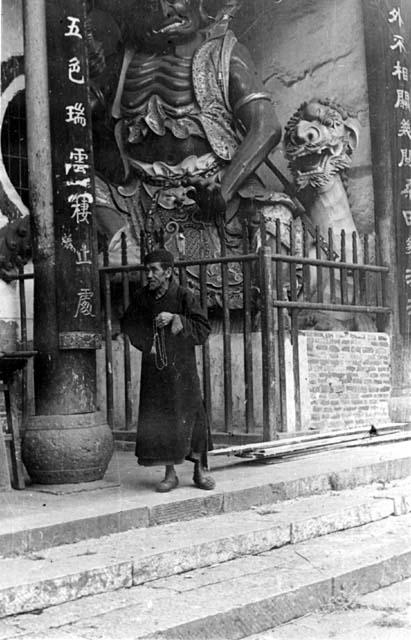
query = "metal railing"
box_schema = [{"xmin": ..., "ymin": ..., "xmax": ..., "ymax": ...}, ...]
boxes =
[
  {"xmin": 99, "ymin": 218, "xmax": 390, "ymax": 440},
  {"xmin": 264, "ymin": 219, "xmax": 390, "ymax": 434},
  {"xmin": 2, "ymin": 217, "xmax": 391, "ymax": 442}
]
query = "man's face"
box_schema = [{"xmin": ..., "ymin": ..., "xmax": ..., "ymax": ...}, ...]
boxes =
[
  {"xmin": 134, "ymin": 0, "xmax": 202, "ymax": 48},
  {"xmin": 145, "ymin": 261, "xmax": 171, "ymax": 292}
]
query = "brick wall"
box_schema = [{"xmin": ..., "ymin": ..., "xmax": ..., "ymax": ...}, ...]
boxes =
[
  {"xmin": 97, "ymin": 331, "xmax": 392, "ymax": 435},
  {"xmin": 304, "ymin": 331, "xmax": 391, "ymax": 431}
]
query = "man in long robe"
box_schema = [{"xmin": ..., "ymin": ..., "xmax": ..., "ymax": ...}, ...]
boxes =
[{"xmin": 121, "ymin": 249, "xmax": 215, "ymax": 492}]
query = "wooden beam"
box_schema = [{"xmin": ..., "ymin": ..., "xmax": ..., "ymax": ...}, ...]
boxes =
[
  {"xmin": 209, "ymin": 423, "xmax": 409, "ymax": 456},
  {"xmin": 253, "ymin": 431, "xmax": 411, "ymax": 461}
]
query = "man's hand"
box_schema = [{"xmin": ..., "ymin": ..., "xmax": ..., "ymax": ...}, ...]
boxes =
[
  {"xmin": 155, "ymin": 313, "xmax": 184, "ymax": 335},
  {"xmin": 155, "ymin": 312, "xmax": 175, "ymax": 328}
]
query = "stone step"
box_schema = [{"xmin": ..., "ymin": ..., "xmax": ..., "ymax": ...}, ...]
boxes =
[
  {"xmin": 2, "ymin": 442, "xmax": 411, "ymax": 557},
  {"xmin": 246, "ymin": 578, "xmax": 411, "ymax": 639},
  {"xmin": 1, "ymin": 478, "xmax": 410, "ymax": 620},
  {"xmin": 2, "ymin": 514, "xmax": 411, "ymax": 640}
]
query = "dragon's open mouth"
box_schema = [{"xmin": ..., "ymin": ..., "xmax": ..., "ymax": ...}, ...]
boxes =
[
  {"xmin": 294, "ymin": 149, "xmax": 330, "ymax": 175},
  {"xmin": 152, "ymin": 17, "xmax": 190, "ymax": 34}
]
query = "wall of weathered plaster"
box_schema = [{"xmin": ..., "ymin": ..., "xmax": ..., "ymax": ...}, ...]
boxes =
[
  {"xmin": 234, "ymin": 0, "xmax": 374, "ymax": 236},
  {"xmin": 1, "ymin": 0, "xmax": 23, "ymax": 61},
  {"xmin": 96, "ymin": 334, "xmax": 305, "ymax": 433},
  {"xmin": 99, "ymin": 331, "xmax": 391, "ymax": 435}
]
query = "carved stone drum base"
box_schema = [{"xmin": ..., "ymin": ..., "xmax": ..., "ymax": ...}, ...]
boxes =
[{"xmin": 22, "ymin": 411, "xmax": 113, "ymax": 484}]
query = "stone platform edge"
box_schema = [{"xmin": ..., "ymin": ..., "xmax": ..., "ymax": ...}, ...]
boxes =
[
  {"xmin": 1, "ymin": 455, "xmax": 411, "ymax": 557},
  {"xmin": 0, "ymin": 483, "xmax": 410, "ymax": 618},
  {"xmin": 143, "ymin": 550, "xmax": 411, "ymax": 640}
]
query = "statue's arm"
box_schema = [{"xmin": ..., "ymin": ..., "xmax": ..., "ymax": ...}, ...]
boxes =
[{"xmin": 220, "ymin": 42, "xmax": 281, "ymax": 203}]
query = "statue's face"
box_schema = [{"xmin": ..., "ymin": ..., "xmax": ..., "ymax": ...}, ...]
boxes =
[
  {"xmin": 135, "ymin": 0, "xmax": 202, "ymax": 48},
  {"xmin": 284, "ymin": 100, "xmax": 360, "ymax": 191}
]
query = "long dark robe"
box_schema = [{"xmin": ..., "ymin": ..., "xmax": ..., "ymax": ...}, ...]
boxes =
[{"xmin": 121, "ymin": 279, "xmax": 212, "ymax": 466}]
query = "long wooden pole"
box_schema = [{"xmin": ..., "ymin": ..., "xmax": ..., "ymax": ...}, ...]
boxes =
[{"xmin": 22, "ymin": 0, "xmax": 57, "ymax": 381}]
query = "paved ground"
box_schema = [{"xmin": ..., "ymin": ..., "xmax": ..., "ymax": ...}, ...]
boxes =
[
  {"xmin": 1, "ymin": 438, "xmax": 410, "ymax": 639},
  {"xmin": 0, "ymin": 442, "xmax": 411, "ymax": 640},
  {"xmin": 248, "ymin": 579, "xmax": 411, "ymax": 639},
  {"xmin": 2, "ymin": 440, "xmax": 410, "ymax": 538}
]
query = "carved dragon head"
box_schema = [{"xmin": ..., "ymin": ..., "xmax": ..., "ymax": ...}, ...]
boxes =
[{"xmin": 284, "ymin": 99, "xmax": 360, "ymax": 190}]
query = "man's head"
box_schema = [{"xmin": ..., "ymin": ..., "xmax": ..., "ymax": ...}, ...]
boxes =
[{"xmin": 144, "ymin": 249, "xmax": 175, "ymax": 294}]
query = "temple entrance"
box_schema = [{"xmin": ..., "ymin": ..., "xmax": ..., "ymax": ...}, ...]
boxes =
[{"xmin": 0, "ymin": 0, "xmax": 402, "ymax": 462}]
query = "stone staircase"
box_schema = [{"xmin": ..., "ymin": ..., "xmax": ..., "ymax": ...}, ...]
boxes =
[{"xmin": 1, "ymin": 465, "xmax": 411, "ymax": 639}]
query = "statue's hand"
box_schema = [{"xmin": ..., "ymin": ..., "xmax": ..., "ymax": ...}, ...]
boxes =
[{"xmin": 186, "ymin": 176, "xmax": 226, "ymax": 221}]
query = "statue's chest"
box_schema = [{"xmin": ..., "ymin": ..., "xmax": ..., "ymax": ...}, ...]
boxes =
[{"xmin": 123, "ymin": 54, "xmax": 194, "ymax": 108}]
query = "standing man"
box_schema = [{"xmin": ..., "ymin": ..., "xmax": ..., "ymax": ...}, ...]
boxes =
[{"xmin": 121, "ymin": 249, "xmax": 215, "ymax": 492}]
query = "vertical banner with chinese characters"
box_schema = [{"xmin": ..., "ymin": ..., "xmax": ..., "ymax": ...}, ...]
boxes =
[
  {"xmin": 387, "ymin": 2, "xmax": 411, "ymax": 333},
  {"xmin": 363, "ymin": 0, "xmax": 411, "ymax": 335},
  {"xmin": 46, "ymin": 0, "xmax": 101, "ymax": 349}
]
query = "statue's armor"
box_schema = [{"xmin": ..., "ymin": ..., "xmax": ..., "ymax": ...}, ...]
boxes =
[
  {"xmin": 112, "ymin": 32, "xmax": 240, "ymax": 173},
  {"xmin": 96, "ymin": 31, "xmax": 293, "ymax": 308},
  {"xmin": 123, "ymin": 54, "xmax": 195, "ymax": 111},
  {"xmin": 117, "ymin": 53, "xmax": 209, "ymax": 165}
]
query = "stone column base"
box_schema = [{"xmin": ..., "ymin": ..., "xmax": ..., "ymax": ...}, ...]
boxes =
[{"xmin": 22, "ymin": 412, "xmax": 114, "ymax": 484}]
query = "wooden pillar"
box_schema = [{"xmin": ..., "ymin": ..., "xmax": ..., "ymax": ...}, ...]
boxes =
[
  {"xmin": 362, "ymin": 0, "xmax": 411, "ymax": 408},
  {"xmin": 22, "ymin": 0, "xmax": 113, "ymax": 484},
  {"xmin": 259, "ymin": 244, "xmax": 279, "ymax": 440},
  {"xmin": 0, "ymin": 432, "xmax": 11, "ymax": 491}
]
